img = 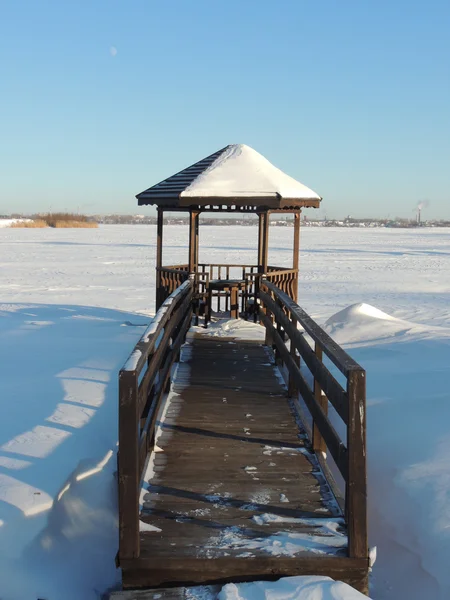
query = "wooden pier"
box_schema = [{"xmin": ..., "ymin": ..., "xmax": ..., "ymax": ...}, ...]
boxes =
[{"xmin": 116, "ymin": 145, "xmax": 369, "ymax": 596}]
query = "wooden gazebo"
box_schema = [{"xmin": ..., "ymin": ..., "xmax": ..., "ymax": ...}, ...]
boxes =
[{"xmin": 137, "ymin": 144, "xmax": 321, "ymax": 312}]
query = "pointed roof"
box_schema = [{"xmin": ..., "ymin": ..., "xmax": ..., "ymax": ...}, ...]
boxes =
[{"xmin": 136, "ymin": 144, "xmax": 321, "ymax": 210}]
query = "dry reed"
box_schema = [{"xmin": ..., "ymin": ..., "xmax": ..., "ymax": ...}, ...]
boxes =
[
  {"xmin": 10, "ymin": 213, "xmax": 98, "ymax": 228},
  {"xmin": 52, "ymin": 220, "xmax": 98, "ymax": 228},
  {"xmin": 10, "ymin": 219, "xmax": 47, "ymax": 228}
]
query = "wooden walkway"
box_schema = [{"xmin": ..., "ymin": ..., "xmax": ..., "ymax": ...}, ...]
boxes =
[
  {"xmin": 122, "ymin": 331, "xmax": 363, "ymax": 590},
  {"xmin": 118, "ymin": 281, "xmax": 368, "ymax": 594}
]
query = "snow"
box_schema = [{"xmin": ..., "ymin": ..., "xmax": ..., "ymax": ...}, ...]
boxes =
[
  {"xmin": 1, "ymin": 224, "xmax": 450, "ymax": 599},
  {"xmin": 181, "ymin": 144, "xmax": 321, "ymax": 200},
  {"xmin": 123, "ymin": 347, "xmax": 142, "ymax": 371},
  {"xmin": 139, "ymin": 520, "xmax": 161, "ymax": 533},
  {"xmin": 0, "ymin": 218, "xmax": 30, "ymax": 228},
  {"xmin": 194, "ymin": 317, "xmax": 266, "ymax": 340},
  {"xmin": 218, "ymin": 576, "xmax": 370, "ymax": 600},
  {"xmin": 207, "ymin": 526, "xmax": 347, "ymax": 557},
  {"xmin": 323, "ymin": 300, "xmax": 450, "ymax": 599}
]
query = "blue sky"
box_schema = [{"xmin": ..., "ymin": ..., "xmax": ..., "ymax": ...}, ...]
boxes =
[{"xmin": 1, "ymin": 1, "xmax": 449, "ymax": 218}]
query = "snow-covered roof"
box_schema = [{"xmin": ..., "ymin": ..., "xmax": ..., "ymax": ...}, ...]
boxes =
[{"xmin": 136, "ymin": 144, "xmax": 321, "ymax": 210}]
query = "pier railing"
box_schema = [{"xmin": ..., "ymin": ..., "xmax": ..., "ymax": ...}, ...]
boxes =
[
  {"xmin": 258, "ymin": 279, "xmax": 367, "ymax": 560},
  {"xmin": 118, "ymin": 279, "xmax": 193, "ymax": 560}
]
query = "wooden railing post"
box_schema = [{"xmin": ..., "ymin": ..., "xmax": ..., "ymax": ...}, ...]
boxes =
[
  {"xmin": 312, "ymin": 343, "xmax": 327, "ymax": 453},
  {"xmin": 287, "ymin": 313, "xmax": 299, "ymax": 397},
  {"xmin": 263, "ymin": 283, "xmax": 274, "ymax": 347},
  {"xmin": 346, "ymin": 369, "xmax": 368, "ymax": 559},
  {"xmin": 118, "ymin": 370, "xmax": 140, "ymax": 560}
]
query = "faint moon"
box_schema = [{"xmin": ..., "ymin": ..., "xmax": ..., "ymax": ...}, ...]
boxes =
[{"xmin": 109, "ymin": 46, "xmax": 117, "ymax": 57}]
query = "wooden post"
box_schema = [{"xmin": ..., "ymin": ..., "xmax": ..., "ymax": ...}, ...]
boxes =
[
  {"xmin": 188, "ymin": 210, "xmax": 200, "ymax": 274},
  {"xmin": 312, "ymin": 343, "xmax": 327, "ymax": 453},
  {"xmin": 257, "ymin": 212, "xmax": 264, "ymax": 269},
  {"xmin": 262, "ymin": 211, "xmax": 269, "ymax": 274},
  {"xmin": 230, "ymin": 285, "xmax": 239, "ymax": 318},
  {"xmin": 195, "ymin": 210, "xmax": 200, "ymax": 267},
  {"xmin": 287, "ymin": 313, "xmax": 299, "ymax": 397},
  {"xmin": 156, "ymin": 208, "xmax": 163, "ymax": 310},
  {"xmin": 346, "ymin": 369, "xmax": 368, "ymax": 559},
  {"xmin": 292, "ymin": 212, "xmax": 300, "ymax": 303},
  {"xmin": 118, "ymin": 370, "xmax": 140, "ymax": 560}
]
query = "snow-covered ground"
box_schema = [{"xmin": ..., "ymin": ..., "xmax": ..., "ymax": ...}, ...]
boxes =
[{"xmin": 1, "ymin": 224, "xmax": 450, "ymax": 599}]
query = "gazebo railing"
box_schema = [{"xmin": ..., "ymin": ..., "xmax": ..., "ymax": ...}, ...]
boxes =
[
  {"xmin": 156, "ymin": 263, "xmax": 298, "ymax": 316},
  {"xmin": 156, "ymin": 265, "xmax": 189, "ymax": 309},
  {"xmin": 197, "ymin": 264, "xmax": 259, "ymax": 314},
  {"xmin": 266, "ymin": 266, "xmax": 298, "ymax": 299}
]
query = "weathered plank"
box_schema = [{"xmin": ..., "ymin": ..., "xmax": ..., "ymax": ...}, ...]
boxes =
[{"xmin": 121, "ymin": 556, "xmax": 369, "ymax": 594}]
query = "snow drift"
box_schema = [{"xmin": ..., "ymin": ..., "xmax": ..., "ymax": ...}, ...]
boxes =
[{"xmin": 218, "ymin": 575, "xmax": 371, "ymax": 600}]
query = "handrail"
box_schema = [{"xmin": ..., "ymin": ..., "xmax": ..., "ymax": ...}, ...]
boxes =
[
  {"xmin": 266, "ymin": 267, "xmax": 298, "ymax": 276},
  {"xmin": 118, "ymin": 280, "xmax": 193, "ymax": 561},
  {"xmin": 157, "ymin": 265, "xmax": 189, "ymax": 272},
  {"xmin": 258, "ymin": 279, "xmax": 367, "ymax": 560},
  {"xmin": 198, "ymin": 263, "xmax": 258, "ymax": 269}
]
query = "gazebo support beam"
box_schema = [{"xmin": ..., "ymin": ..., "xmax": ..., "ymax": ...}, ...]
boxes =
[
  {"xmin": 257, "ymin": 213, "xmax": 264, "ymax": 268},
  {"xmin": 261, "ymin": 211, "xmax": 269, "ymax": 273},
  {"xmin": 292, "ymin": 212, "xmax": 301, "ymax": 303},
  {"xmin": 156, "ymin": 208, "xmax": 164, "ymax": 310},
  {"xmin": 188, "ymin": 210, "xmax": 200, "ymax": 273}
]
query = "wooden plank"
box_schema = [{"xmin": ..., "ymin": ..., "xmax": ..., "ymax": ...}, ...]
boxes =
[
  {"xmin": 110, "ymin": 585, "xmax": 220, "ymax": 600},
  {"xmin": 346, "ymin": 369, "xmax": 368, "ymax": 559},
  {"xmin": 122, "ymin": 556, "xmax": 369, "ymax": 593}
]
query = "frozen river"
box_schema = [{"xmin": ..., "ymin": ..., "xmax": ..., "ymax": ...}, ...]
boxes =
[
  {"xmin": 1, "ymin": 224, "xmax": 450, "ymax": 600},
  {"xmin": 1, "ymin": 224, "xmax": 450, "ymax": 326}
]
